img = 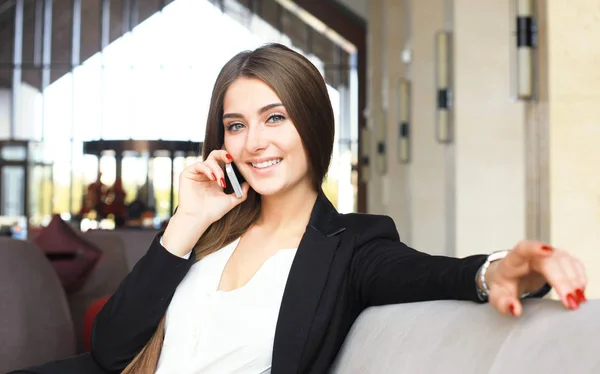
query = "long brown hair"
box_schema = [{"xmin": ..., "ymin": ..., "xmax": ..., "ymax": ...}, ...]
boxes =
[{"xmin": 122, "ymin": 43, "xmax": 335, "ymax": 373}]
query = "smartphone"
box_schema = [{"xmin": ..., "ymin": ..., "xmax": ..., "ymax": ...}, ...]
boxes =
[{"xmin": 224, "ymin": 162, "xmax": 245, "ymax": 198}]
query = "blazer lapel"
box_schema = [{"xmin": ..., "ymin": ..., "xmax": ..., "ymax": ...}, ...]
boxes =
[{"xmin": 271, "ymin": 193, "xmax": 346, "ymax": 374}]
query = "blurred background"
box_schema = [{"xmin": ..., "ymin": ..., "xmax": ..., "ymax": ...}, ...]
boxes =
[{"xmin": 1, "ymin": 0, "xmax": 599, "ymax": 369}]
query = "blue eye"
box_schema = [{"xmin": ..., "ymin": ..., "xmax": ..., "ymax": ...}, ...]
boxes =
[
  {"xmin": 268, "ymin": 114, "xmax": 285, "ymax": 123},
  {"xmin": 227, "ymin": 123, "xmax": 245, "ymax": 132}
]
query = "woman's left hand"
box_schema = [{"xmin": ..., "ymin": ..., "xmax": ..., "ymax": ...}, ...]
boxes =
[{"xmin": 485, "ymin": 240, "xmax": 587, "ymax": 317}]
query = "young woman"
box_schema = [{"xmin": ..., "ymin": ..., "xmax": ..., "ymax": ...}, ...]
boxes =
[{"xmin": 19, "ymin": 43, "xmax": 587, "ymax": 374}]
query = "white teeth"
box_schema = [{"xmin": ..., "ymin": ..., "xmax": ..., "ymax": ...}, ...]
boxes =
[{"xmin": 252, "ymin": 159, "xmax": 282, "ymax": 169}]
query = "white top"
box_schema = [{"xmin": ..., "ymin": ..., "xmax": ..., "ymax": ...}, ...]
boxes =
[{"xmin": 155, "ymin": 238, "xmax": 297, "ymax": 374}]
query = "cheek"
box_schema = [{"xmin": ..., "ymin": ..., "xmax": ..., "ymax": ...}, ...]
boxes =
[
  {"xmin": 297, "ymin": 148, "xmax": 310, "ymax": 171},
  {"xmin": 276, "ymin": 125, "xmax": 303, "ymax": 151},
  {"xmin": 284, "ymin": 135, "xmax": 309, "ymax": 170},
  {"xmin": 223, "ymin": 135, "xmax": 243, "ymax": 157}
]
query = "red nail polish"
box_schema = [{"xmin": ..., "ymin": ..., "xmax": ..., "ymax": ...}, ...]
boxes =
[
  {"xmin": 220, "ymin": 178, "xmax": 226, "ymax": 188},
  {"xmin": 226, "ymin": 154, "xmax": 233, "ymax": 161},
  {"xmin": 211, "ymin": 173, "xmax": 216, "ymax": 181},
  {"xmin": 541, "ymin": 245, "xmax": 553, "ymax": 252},
  {"xmin": 566, "ymin": 294, "xmax": 579, "ymax": 310},
  {"xmin": 575, "ymin": 289, "xmax": 587, "ymax": 303},
  {"xmin": 509, "ymin": 304, "xmax": 516, "ymax": 316}
]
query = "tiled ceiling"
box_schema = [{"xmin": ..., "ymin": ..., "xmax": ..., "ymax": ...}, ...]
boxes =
[{"xmin": 0, "ymin": 0, "xmax": 358, "ymax": 89}]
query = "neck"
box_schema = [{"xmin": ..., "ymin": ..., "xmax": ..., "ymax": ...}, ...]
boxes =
[{"xmin": 257, "ymin": 184, "xmax": 318, "ymax": 234}]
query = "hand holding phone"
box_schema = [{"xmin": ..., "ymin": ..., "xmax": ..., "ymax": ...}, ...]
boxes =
[{"xmin": 163, "ymin": 150, "xmax": 248, "ymax": 257}]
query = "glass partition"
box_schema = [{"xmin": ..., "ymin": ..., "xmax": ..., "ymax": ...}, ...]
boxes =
[{"xmin": 0, "ymin": 141, "xmax": 53, "ymax": 225}]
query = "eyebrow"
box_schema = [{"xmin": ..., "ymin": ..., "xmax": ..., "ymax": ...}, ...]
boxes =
[{"xmin": 222, "ymin": 103, "xmax": 284, "ymax": 120}]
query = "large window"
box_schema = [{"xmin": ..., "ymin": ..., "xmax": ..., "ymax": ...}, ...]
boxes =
[{"xmin": 11, "ymin": 0, "xmax": 358, "ymax": 222}]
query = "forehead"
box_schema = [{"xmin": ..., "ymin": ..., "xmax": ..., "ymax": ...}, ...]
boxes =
[{"xmin": 223, "ymin": 77, "xmax": 282, "ymax": 112}]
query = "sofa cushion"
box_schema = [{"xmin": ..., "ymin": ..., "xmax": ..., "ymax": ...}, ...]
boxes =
[
  {"xmin": 33, "ymin": 215, "xmax": 103, "ymax": 294},
  {"xmin": 332, "ymin": 299, "xmax": 600, "ymax": 374}
]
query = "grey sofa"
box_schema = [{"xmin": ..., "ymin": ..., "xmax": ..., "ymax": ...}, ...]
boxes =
[
  {"xmin": 12, "ymin": 298, "xmax": 599, "ymax": 373},
  {"xmin": 112, "ymin": 229, "xmax": 160, "ymax": 270},
  {"xmin": 0, "ymin": 231, "xmax": 131, "ymax": 372},
  {"xmin": 332, "ymin": 298, "xmax": 600, "ymax": 373},
  {"xmin": 4, "ymin": 229, "xmax": 598, "ymax": 373},
  {"xmin": 0, "ymin": 238, "xmax": 76, "ymax": 374}
]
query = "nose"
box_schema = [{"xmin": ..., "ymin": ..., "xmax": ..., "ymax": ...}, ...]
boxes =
[{"xmin": 245, "ymin": 123, "xmax": 269, "ymax": 153}]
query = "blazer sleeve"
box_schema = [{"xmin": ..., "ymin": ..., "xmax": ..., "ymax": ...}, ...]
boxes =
[
  {"xmin": 350, "ymin": 215, "xmax": 488, "ymax": 308},
  {"xmin": 90, "ymin": 233, "xmax": 195, "ymax": 372}
]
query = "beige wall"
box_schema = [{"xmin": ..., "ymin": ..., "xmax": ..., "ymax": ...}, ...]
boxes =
[
  {"xmin": 382, "ymin": 0, "xmax": 411, "ymax": 241},
  {"xmin": 545, "ymin": 0, "xmax": 600, "ymax": 297},
  {"xmin": 367, "ymin": 0, "xmax": 411, "ymax": 240},
  {"xmin": 366, "ymin": 0, "xmax": 600, "ymax": 297},
  {"xmin": 453, "ymin": 0, "xmax": 527, "ymax": 257},
  {"xmin": 367, "ymin": 0, "xmax": 527, "ymax": 256},
  {"xmin": 409, "ymin": 0, "xmax": 448, "ymax": 255},
  {"xmin": 366, "ymin": 0, "xmax": 386, "ymax": 216}
]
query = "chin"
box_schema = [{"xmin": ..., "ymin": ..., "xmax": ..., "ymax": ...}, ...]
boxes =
[{"xmin": 249, "ymin": 182, "xmax": 286, "ymax": 197}]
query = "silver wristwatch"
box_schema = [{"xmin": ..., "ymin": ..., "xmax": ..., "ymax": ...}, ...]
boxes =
[
  {"xmin": 476, "ymin": 249, "xmax": 532, "ymax": 301},
  {"xmin": 476, "ymin": 250, "xmax": 510, "ymax": 301}
]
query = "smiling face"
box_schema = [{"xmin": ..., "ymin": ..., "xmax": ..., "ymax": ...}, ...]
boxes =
[{"xmin": 222, "ymin": 77, "xmax": 313, "ymax": 198}]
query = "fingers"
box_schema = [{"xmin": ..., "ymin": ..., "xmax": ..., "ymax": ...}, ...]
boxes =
[
  {"xmin": 188, "ymin": 150, "xmax": 234, "ymax": 188},
  {"xmin": 206, "ymin": 149, "xmax": 234, "ymax": 164},
  {"xmin": 489, "ymin": 282, "xmax": 522, "ymax": 318},
  {"xmin": 573, "ymin": 258, "xmax": 588, "ymax": 297},
  {"xmin": 505, "ymin": 241, "xmax": 553, "ymax": 274},
  {"xmin": 537, "ymin": 253, "xmax": 587, "ymax": 310},
  {"xmin": 205, "ymin": 150, "xmax": 235, "ymax": 189},
  {"xmin": 184, "ymin": 160, "xmax": 225, "ymax": 189},
  {"xmin": 203, "ymin": 158, "xmax": 227, "ymax": 189},
  {"xmin": 490, "ymin": 242, "xmax": 588, "ymax": 317},
  {"xmin": 187, "ymin": 162, "xmax": 217, "ymax": 183}
]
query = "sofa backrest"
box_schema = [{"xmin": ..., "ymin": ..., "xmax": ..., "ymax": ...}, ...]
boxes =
[
  {"xmin": 332, "ymin": 299, "xmax": 600, "ymax": 373},
  {"xmin": 67, "ymin": 230, "xmax": 130, "ymax": 352},
  {"xmin": 112, "ymin": 229, "xmax": 160, "ymax": 269},
  {"xmin": 0, "ymin": 238, "xmax": 76, "ymax": 373}
]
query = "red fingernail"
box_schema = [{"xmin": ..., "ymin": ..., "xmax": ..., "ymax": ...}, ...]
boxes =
[
  {"xmin": 575, "ymin": 289, "xmax": 587, "ymax": 303},
  {"xmin": 541, "ymin": 245, "xmax": 553, "ymax": 252},
  {"xmin": 211, "ymin": 173, "xmax": 216, "ymax": 181},
  {"xmin": 220, "ymin": 178, "xmax": 226, "ymax": 188},
  {"xmin": 566, "ymin": 294, "xmax": 579, "ymax": 310},
  {"xmin": 509, "ymin": 304, "xmax": 517, "ymax": 316},
  {"xmin": 226, "ymin": 154, "xmax": 233, "ymax": 161}
]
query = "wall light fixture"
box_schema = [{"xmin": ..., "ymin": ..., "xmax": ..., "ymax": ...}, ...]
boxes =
[
  {"xmin": 511, "ymin": 0, "xmax": 537, "ymax": 101},
  {"xmin": 397, "ymin": 79, "xmax": 411, "ymax": 163},
  {"xmin": 435, "ymin": 30, "xmax": 452, "ymax": 143},
  {"xmin": 360, "ymin": 127, "xmax": 371, "ymax": 183}
]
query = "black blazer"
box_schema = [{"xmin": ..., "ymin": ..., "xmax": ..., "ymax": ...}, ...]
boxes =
[{"xmin": 85, "ymin": 193, "xmax": 489, "ymax": 373}]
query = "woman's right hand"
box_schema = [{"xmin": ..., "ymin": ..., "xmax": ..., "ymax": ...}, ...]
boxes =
[
  {"xmin": 176, "ymin": 149, "xmax": 249, "ymax": 222},
  {"xmin": 161, "ymin": 150, "xmax": 250, "ymax": 257}
]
